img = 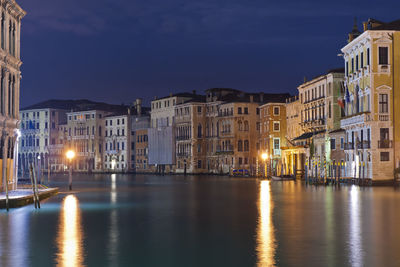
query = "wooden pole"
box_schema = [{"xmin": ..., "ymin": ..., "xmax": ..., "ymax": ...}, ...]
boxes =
[
  {"xmin": 32, "ymin": 164, "xmax": 40, "ymax": 209},
  {"xmin": 3, "ymin": 136, "xmax": 9, "ymax": 211},
  {"xmin": 29, "ymin": 163, "xmax": 37, "ymax": 209}
]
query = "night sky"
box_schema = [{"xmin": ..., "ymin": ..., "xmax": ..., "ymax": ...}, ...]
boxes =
[{"xmin": 17, "ymin": 0, "xmax": 400, "ymax": 108}]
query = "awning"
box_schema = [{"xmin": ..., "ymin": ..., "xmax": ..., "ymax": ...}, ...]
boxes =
[{"xmin": 292, "ymin": 130, "xmax": 325, "ymax": 141}]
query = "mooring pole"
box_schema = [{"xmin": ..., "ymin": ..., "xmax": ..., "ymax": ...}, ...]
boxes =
[
  {"xmin": 29, "ymin": 163, "xmax": 37, "ymax": 209},
  {"xmin": 32, "ymin": 164, "xmax": 40, "ymax": 209}
]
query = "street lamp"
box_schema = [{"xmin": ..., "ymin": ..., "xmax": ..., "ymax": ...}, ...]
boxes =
[
  {"xmin": 261, "ymin": 153, "xmax": 268, "ymax": 178},
  {"xmin": 66, "ymin": 150, "xmax": 75, "ymax": 190}
]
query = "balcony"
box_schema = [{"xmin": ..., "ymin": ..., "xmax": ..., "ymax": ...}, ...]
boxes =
[
  {"xmin": 340, "ymin": 112, "xmax": 371, "ymax": 128},
  {"xmin": 379, "ymin": 114, "xmax": 390, "ymax": 121},
  {"xmin": 344, "ymin": 143, "xmax": 354, "ymax": 150},
  {"xmin": 378, "ymin": 140, "xmax": 392, "ymax": 149},
  {"xmin": 176, "ymin": 136, "xmax": 190, "ymax": 141},
  {"xmin": 177, "ymin": 152, "xmax": 191, "ymax": 157},
  {"xmin": 356, "ymin": 141, "xmax": 371, "ymax": 149},
  {"xmin": 218, "ymin": 111, "xmax": 234, "ymax": 117},
  {"xmin": 216, "ymin": 145, "xmax": 234, "ymax": 155}
]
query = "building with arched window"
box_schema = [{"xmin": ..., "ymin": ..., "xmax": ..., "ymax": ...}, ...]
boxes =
[{"xmin": 0, "ymin": 0, "xmax": 25, "ymax": 192}]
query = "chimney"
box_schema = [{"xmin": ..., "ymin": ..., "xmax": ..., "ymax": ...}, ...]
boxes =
[
  {"xmin": 250, "ymin": 95, "xmax": 254, "ymax": 103},
  {"xmin": 363, "ymin": 21, "xmax": 368, "ymax": 32},
  {"xmin": 260, "ymin": 92, "xmax": 264, "ymax": 103},
  {"xmin": 348, "ymin": 17, "xmax": 361, "ymax": 43},
  {"xmin": 303, "ymin": 76, "xmax": 307, "ymax": 83},
  {"xmin": 135, "ymin": 98, "xmax": 142, "ymax": 116}
]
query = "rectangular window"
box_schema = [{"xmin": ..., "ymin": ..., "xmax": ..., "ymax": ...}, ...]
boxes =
[
  {"xmin": 238, "ymin": 107, "xmax": 242, "ymax": 114},
  {"xmin": 361, "ymin": 52, "xmax": 364, "ymax": 68},
  {"xmin": 330, "ymin": 139, "xmax": 336, "ymax": 150},
  {"xmin": 197, "ymin": 106, "xmax": 202, "ymax": 113},
  {"xmin": 379, "ymin": 94, "xmax": 388, "ymax": 113},
  {"xmin": 356, "ymin": 55, "xmax": 359, "ymax": 71},
  {"xmin": 273, "ymin": 107, "xmax": 280, "ymax": 115},
  {"xmin": 380, "ymin": 128, "xmax": 389, "ymax": 140},
  {"xmin": 367, "ymin": 48, "xmax": 370, "ymax": 65},
  {"xmin": 340, "ymin": 137, "xmax": 344, "ymax": 149},
  {"xmin": 273, "ymin": 138, "xmax": 280, "ymax": 149},
  {"xmin": 273, "ymin": 122, "xmax": 280, "ymax": 131},
  {"xmin": 351, "ymin": 58, "xmax": 354, "ymax": 73},
  {"xmin": 244, "ymin": 107, "xmax": 248, "ymax": 114},
  {"xmin": 346, "ymin": 61, "xmax": 349, "ymax": 76},
  {"xmin": 380, "ymin": 152, "xmax": 389, "ymax": 161},
  {"xmin": 197, "ymin": 160, "xmax": 202, "ymax": 169},
  {"xmin": 379, "ymin": 47, "xmax": 388, "ymax": 65}
]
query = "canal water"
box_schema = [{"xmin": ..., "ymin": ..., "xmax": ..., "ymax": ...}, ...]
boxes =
[{"xmin": 1, "ymin": 174, "xmax": 400, "ymax": 267}]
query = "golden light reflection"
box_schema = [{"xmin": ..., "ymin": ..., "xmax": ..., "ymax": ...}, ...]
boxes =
[
  {"xmin": 349, "ymin": 186, "xmax": 363, "ymax": 267},
  {"xmin": 257, "ymin": 180, "xmax": 276, "ymax": 267},
  {"xmin": 56, "ymin": 195, "xmax": 85, "ymax": 267}
]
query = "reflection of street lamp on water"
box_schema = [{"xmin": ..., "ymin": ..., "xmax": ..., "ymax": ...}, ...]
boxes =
[
  {"xmin": 66, "ymin": 150, "xmax": 76, "ymax": 190},
  {"xmin": 261, "ymin": 153, "xmax": 269, "ymax": 178}
]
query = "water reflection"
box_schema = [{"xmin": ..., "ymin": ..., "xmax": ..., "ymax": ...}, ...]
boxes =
[
  {"xmin": 108, "ymin": 174, "xmax": 119, "ymax": 265},
  {"xmin": 56, "ymin": 195, "xmax": 85, "ymax": 267},
  {"xmin": 257, "ymin": 180, "xmax": 276, "ymax": 266},
  {"xmin": 349, "ymin": 186, "xmax": 363, "ymax": 267},
  {"xmin": 111, "ymin": 174, "xmax": 117, "ymax": 204},
  {"xmin": 9, "ymin": 210, "xmax": 29, "ymax": 267}
]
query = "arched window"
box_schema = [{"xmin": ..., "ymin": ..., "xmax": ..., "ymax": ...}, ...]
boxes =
[
  {"xmin": 244, "ymin": 140, "xmax": 249, "ymax": 151},
  {"xmin": 244, "ymin": 121, "xmax": 249, "ymax": 131},
  {"xmin": 8, "ymin": 74, "xmax": 11, "ymax": 115},
  {"xmin": 0, "ymin": 69, "xmax": 3, "ymax": 114},
  {"xmin": 12, "ymin": 22, "xmax": 15, "ymax": 56},
  {"xmin": 238, "ymin": 140, "xmax": 243, "ymax": 152},
  {"xmin": 8, "ymin": 20, "xmax": 11, "ymax": 53},
  {"xmin": 238, "ymin": 121, "xmax": 243, "ymax": 131},
  {"xmin": 1, "ymin": 14, "xmax": 4, "ymax": 50},
  {"xmin": 197, "ymin": 123, "xmax": 202, "ymax": 138},
  {"xmin": 11, "ymin": 75, "xmax": 14, "ymax": 117}
]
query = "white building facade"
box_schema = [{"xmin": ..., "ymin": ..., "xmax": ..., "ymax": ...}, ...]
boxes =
[
  {"xmin": 19, "ymin": 108, "xmax": 67, "ymax": 176},
  {"xmin": 0, "ymin": 0, "xmax": 25, "ymax": 191},
  {"xmin": 104, "ymin": 114, "xmax": 132, "ymax": 172}
]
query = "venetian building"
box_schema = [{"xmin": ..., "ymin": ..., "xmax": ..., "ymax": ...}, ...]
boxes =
[
  {"xmin": 340, "ymin": 18, "xmax": 400, "ymax": 182},
  {"xmin": 0, "ymin": 0, "xmax": 25, "ymax": 191}
]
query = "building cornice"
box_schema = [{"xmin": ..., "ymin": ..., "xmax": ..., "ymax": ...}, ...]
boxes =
[{"xmin": 3, "ymin": 0, "xmax": 26, "ymax": 20}]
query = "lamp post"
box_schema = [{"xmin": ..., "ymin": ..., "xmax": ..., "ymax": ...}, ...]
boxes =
[
  {"xmin": 261, "ymin": 152, "xmax": 268, "ymax": 178},
  {"xmin": 66, "ymin": 150, "xmax": 75, "ymax": 190}
]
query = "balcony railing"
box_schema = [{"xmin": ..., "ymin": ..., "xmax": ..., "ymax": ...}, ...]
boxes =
[
  {"xmin": 344, "ymin": 143, "xmax": 354, "ymax": 150},
  {"xmin": 177, "ymin": 152, "xmax": 191, "ymax": 157},
  {"xmin": 378, "ymin": 114, "xmax": 390, "ymax": 121},
  {"xmin": 378, "ymin": 140, "xmax": 392, "ymax": 149},
  {"xmin": 356, "ymin": 141, "xmax": 371, "ymax": 149},
  {"xmin": 176, "ymin": 136, "xmax": 190, "ymax": 141},
  {"xmin": 216, "ymin": 145, "xmax": 234, "ymax": 154},
  {"xmin": 218, "ymin": 111, "xmax": 234, "ymax": 117}
]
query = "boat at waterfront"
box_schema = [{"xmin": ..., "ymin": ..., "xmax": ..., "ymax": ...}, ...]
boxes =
[{"xmin": 271, "ymin": 175, "xmax": 295, "ymax": 181}]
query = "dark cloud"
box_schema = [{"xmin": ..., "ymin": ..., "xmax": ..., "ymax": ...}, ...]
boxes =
[{"xmin": 16, "ymin": 0, "xmax": 400, "ymax": 107}]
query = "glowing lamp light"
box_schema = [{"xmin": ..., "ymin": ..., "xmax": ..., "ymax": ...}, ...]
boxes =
[
  {"xmin": 66, "ymin": 150, "xmax": 76, "ymax": 160},
  {"xmin": 261, "ymin": 153, "xmax": 268, "ymax": 160}
]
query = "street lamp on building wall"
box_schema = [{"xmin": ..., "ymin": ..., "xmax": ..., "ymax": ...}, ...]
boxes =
[
  {"xmin": 66, "ymin": 150, "xmax": 75, "ymax": 190},
  {"xmin": 261, "ymin": 152, "xmax": 269, "ymax": 178}
]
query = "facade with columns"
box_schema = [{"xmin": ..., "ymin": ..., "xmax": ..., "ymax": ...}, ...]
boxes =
[
  {"xmin": 19, "ymin": 108, "xmax": 67, "ymax": 177},
  {"xmin": 340, "ymin": 19, "xmax": 400, "ymax": 182},
  {"xmin": 0, "ymin": 0, "xmax": 25, "ymax": 191}
]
